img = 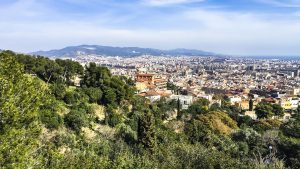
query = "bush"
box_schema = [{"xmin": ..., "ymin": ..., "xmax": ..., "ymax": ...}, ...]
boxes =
[
  {"xmin": 64, "ymin": 90, "xmax": 88, "ymax": 105},
  {"xmin": 64, "ymin": 110, "xmax": 88, "ymax": 132},
  {"xmin": 83, "ymin": 87, "xmax": 103, "ymax": 103},
  {"xmin": 40, "ymin": 110, "xmax": 63, "ymax": 130},
  {"xmin": 116, "ymin": 123, "xmax": 137, "ymax": 144},
  {"xmin": 50, "ymin": 83, "xmax": 66, "ymax": 100},
  {"xmin": 109, "ymin": 113, "xmax": 123, "ymax": 127},
  {"xmin": 252, "ymin": 119, "xmax": 281, "ymax": 133}
]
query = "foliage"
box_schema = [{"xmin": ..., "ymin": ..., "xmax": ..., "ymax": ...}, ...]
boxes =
[
  {"xmin": 272, "ymin": 104, "xmax": 284, "ymax": 118},
  {"xmin": 195, "ymin": 111, "xmax": 238, "ymax": 136},
  {"xmin": 39, "ymin": 99, "xmax": 63, "ymax": 129},
  {"xmin": 50, "ymin": 82, "xmax": 67, "ymax": 100},
  {"xmin": 252, "ymin": 119, "xmax": 282, "ymax": 133},
  {"xmin": 82, "ymin": 87, "xmax": 103, "ymax": 103},
  {"xmin": 0, "ymin": 51, "xmax": 295, "ymax": 168},
  {"xmin": 0, "ymin": 52, "xmax": 46, "ymax": 168},
  {"xmin": 278, "ymin": 135, "xmax": 300, "ymax": 168},
  {"xmin": 116, "ymin": 123, "xmax": 137, "ymax": 144},
  {"xmin": 138, "ymin": 109, "xmax": 156, "ymax": 151},
  {"xmin": 255, "ymin": 102, "xmax": 284, "ymax": 119},
  {"xmin": 55, "ymin": 58, "xmax": 84, "ymax": 85},
  {"xmin": 186, "ymin": 98, "xmax": 209, "ymax": 116},
  {"xmin": 64, "ymin": 110, "xmax": 88, "ymax": 132},
  {"xmin": 232, "ymin": 128, "xmax": 264, "ymax": 154},
  {"xmin": 64, "ymin": 89, "xmax": 88, "ymax": 105},
  {"xmin": 106, "ymin": 105, "xmax": 124, "ymax": 127}
]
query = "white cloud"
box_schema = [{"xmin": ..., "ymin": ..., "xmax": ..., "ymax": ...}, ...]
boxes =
[
  {"xmin": 295, "ymin": 11, "xmax": 300, "ymax": 16},
  {"xmin": 259, "ymin": 0, "xmax": 300, "ymax": 7},
  {"xmin": 181, "ymin": 9, "xmax": 300, "ymax": 55},
  {"xmin": 1, "ymin": 0, "xmax": 300, "ymax": 55},
  {"xmin": 143, "ymin": 0, "xmax": 204, "ymax": 6}
]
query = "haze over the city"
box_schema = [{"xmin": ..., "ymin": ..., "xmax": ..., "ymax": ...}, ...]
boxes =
[{"xmin": 1, "ymin": 0, "xmax": 300, "ymax": 56}]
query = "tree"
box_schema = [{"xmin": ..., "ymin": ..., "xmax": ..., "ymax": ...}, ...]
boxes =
[
  {"xmin": 64, "ymin": 110, "xmax": 88, "ymax": 133},
  {"xmin": 255, "ymin": 102, "xmax": 274, "ymax": 119},
  {"xmin": 272, "ymin": 104, "xmax": 284, "ymax": 118},
  {"xmin": 81, "ymin": 62, "xmax": 111, "ymax": 88},
  {"xmin": 102, "ymin": 88, "xmax": 117, "ymax": 106},
  {"xmin": 210, "ymin": 103, "xmax": 221, "ymax": 111},
  {"xmin": 106, "ymin": 105, "xmax": 124, "ymax": 127},
  {"xmin": 292, "ymin": 106, "xmax": 300, "ymax": 120},
  {"xmin": 50, "ymin": 82, "xmax": 66, "ymax": 100},
  {"xmin": 281, "ymin": 112, "xmax": 300, "ymax": 139},
  {"xmin": 237, "ymin": 115, "xmax": 253, "ymax": 127},
  {"xmin": 232, "ymin": 128, "xmax": 262, "ymax": 152},
  {"xmin": 138, "ymin": 109, "xmax": 156, "ymax": 151},
  {"xmin": 187, "ymin": 98, "xmax": 210, "ymax": 117},
  {"xmin": 0, "ymin": 52, "xmax": 47, "ymax": 167},
  {"xmin": 64, "ymin": 90, "xmax": 88, "ymax": 105},
  {"xmin": 279, "ymin": 112, "xmax": 300, "ymax": 168},
  {"xmin": 249, "ymin": 99, "xmax": 254, "ymax": 111},
  {"xmin": 83, "ymin": 87, "xmax": 103, "ymax": 103},
  {"xmin": 116, "ymin": 123, "xmax": 137, "ymax": 145},
  {"xmin": 39, "ymin": 99, "xmax": 63, "ymax": 130},
  {"xmin": 34, "ymin": 57, "xmax": 64, "ymax": 83},
  {"xmin": 167, "ymin": 82, "xmax": 179, "ymax": 93},
  {"xmin": 55, "ymin": 59, "xmax": 84, "ymax": 85}
]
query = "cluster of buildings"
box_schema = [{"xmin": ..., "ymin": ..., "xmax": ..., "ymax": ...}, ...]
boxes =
[{"xmin": 72, "ymin": 54, "xmax": 300, "ymax": 121}]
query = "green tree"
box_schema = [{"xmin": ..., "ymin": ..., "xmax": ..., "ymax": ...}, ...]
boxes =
[
  {"xmin": 34, "ymin": 56, "xmax": 64, "ymax": 83},
  {"xmin": 64, "ymin": 110, "xmax": 88, "ymax": 133},
  {"xmin": 187, "ymin": 98, "xmax": 210, "ymax": 117},
  {"xmin": 0, "ymin": 52, "xmax": 46, "ymax": 168},
  {"xmin": 116, "ymin": 123, "xmax": 137, "ymax": 144},
  {"xmin": 292, "ymin": 106, "xmax": 300, "ymax": 120},
  {"xmin": 255, "ymin": 102, "xmax": 274, "ymax": 119},
  {"xmin": 64, "ymin": 89, "xmax": 88, "ymax": 105},
  {"xmin": 249, "ymin": 99, "xmax": 254, "ymax": 111},
  {"xmin": 210, "ymin": 103, "xmax": 221, "ymax": 111},
  {"xmin": 102, "ymin": 88, "xmax": 117, "ymax": 106},
  {"xmin": 272, "ymin": 104, "xmax": 284, "ymax": 118},
  {"xmin": 50, "ymin": 82, "xmax": 66, "ymax": 100},
  {"xmin": 39, "ymin": 99, "xmax": 63, "ymax": 130},
  {"xmin": 138, "ymin": 109, "xmax": 156, "ymax": 151},
  {"xmin": 83, "ymin": 87, "xmax": 103, "ymax": 103},
  {"xmin": 55, "ymin": 59, "xmax": 84, "ymax": 85},
  {"xmin": 81, "ymin": 62, "xmax": 111, "ymax": 88}
]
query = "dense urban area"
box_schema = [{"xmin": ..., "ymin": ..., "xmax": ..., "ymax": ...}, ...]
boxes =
[
  {"xmin": 1, "ymin": 50, "xmax": 300, "ymax": 169},
  {"xmin": 75, "ymin": 54, "xmax": 300, "ymax": 122}
]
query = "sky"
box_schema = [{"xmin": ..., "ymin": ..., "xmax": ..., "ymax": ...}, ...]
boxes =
[{"xmin": 0, "ymin": 0, "xmax": 300, "ymax": 56}]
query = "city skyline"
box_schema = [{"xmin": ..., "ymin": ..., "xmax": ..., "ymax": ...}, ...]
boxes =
[{"xmin": 1, "ymin": 0, "xmax": 300, "ymax": 56}]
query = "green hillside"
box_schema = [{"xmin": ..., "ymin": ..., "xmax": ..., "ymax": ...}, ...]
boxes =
[{"xmin": 0, "ymin": 50, "xmax": 299, "ymax": 169}]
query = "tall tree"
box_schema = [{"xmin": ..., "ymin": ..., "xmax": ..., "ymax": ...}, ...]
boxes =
[
  {"xmin": 249, "ymin": 99, "xmax": 254, "ymax": 111},
  {"xmin": 138, "ymin": 109, "xmax": 156, "ymax": 152}
]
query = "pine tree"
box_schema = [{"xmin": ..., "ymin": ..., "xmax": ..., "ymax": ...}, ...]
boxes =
[
  {"xmin": 249, "ymin": 99, "xmax": 253, "ymax": 111},
  {"xmin": 138, "ymin": 109, "xmax": 156, "ymax": 152}
]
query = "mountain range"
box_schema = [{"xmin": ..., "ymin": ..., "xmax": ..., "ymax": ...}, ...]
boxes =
[{"xmin": 30, "ymin": 45, "xmax": 216, "ymax": 57}]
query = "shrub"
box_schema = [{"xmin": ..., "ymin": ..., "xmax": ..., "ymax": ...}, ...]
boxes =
[{"xmin": 64, "ymin": 110, "xmax": 88, "ymax": 132}]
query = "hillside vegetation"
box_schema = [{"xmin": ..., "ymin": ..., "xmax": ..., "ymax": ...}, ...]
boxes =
[{"xmin": 0, "ymin": 51, "xmax": 299, "ymax": 169}]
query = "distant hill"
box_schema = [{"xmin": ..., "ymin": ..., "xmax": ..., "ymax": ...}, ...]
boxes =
[{"xmin": 30, "ymin": 45, "xmax": 216, "ymax": 57}]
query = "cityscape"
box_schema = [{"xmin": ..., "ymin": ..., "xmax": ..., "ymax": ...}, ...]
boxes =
[
  {"xmin": 70, "ymin": 52, "xmax": 300, "ymax": 120},
  {"xmin": 1, "ymin": 0, "xmax": 300, "ymax": 168}
]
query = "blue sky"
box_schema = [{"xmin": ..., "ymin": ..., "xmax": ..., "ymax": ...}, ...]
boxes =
[{"xmin": 0, "ymin": 0, "xmax": 300, "ymax": 55}]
